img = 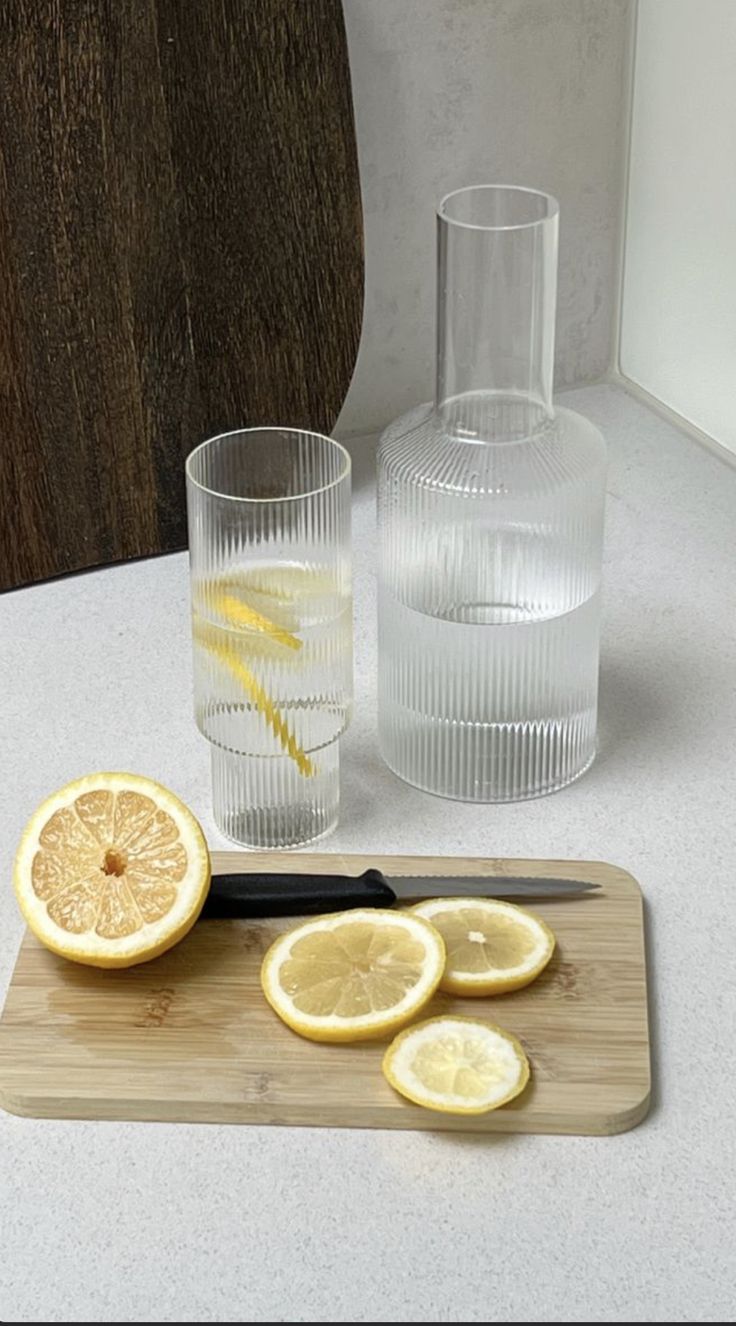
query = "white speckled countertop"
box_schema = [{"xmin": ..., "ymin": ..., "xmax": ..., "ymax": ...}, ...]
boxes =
[{"xmin": 1, "ymin": 385, "xmax": 734, "ymax": 1323}]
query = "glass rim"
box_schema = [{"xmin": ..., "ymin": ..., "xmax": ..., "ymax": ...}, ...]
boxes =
[
  {"xmin": 185, "ymin": 426, "xmax": 351, "ymax": 504},
  {"xmin": 438, "ymin": 184, "xmax": 559, "ymax": 233}
]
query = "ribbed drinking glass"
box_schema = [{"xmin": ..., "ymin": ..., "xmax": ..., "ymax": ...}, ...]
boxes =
[
  {"xmin": 186, "ymin": 428, "xmax": 352, "ymax": 848},
  {"xmin": 377, "ymin": 185, "xmax": 607, "ymax": 801}
]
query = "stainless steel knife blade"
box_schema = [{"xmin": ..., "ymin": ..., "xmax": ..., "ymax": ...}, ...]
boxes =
[{"xmin": 387, "ymin": 875, "xmax": 598, "ymax": 898}]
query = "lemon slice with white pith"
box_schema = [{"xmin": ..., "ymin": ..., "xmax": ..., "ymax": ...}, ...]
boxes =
[
  {"xmin": 383, "ymin": 1015, "xmax": 530, "ymax": 1114},
  {"xmin": 260, "ymin": 909, "xmax": 446, "ymax": 1042},
  {"xmin": 410, "ymin": 897, "xmax": 555, "ymax": 995}
]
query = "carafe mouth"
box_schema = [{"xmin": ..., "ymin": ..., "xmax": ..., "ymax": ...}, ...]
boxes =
[
  {"xmin": 438, "ymin": 184, "xmax": 559, "ymax": 232},
  {"xmin": 435, "ymin": 184, "xmax": 559, "ymax": 435}
]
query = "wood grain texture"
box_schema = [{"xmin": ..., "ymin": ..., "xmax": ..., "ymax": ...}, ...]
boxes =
[
  {"xmin": 0, "ymin": 1, "xmax": 363, "ymax": 590},
  {"xmin": 0, "ymin": 855, "xmax": 651, "ymax": 1134}
]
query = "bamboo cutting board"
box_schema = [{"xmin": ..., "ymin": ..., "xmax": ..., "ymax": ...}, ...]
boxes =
[{"xmin": 0, "ymin": 855, "xmax": 651, "ymax": 1134}]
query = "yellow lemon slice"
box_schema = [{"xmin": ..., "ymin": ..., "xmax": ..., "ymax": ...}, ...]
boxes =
[
  {"xmin": 260, "ymin": 909, "xmax": 445, "ymax": 1042},
  {"xmin": 14, "ymin": 773, "xmax": 210, "ymax": 968},
  {"xmin": 217, "ymin": 565, "xmax": 337, "ymax": 606},
  {"xmin": 192, "ymin": 576, "xmax": 314, "ymax": 776},
  {"xmin": 195, "ymin": 635, "xmax": 315, "ymax": 777},
  {"xmin": 210, "ymin": 590, "xmax": 302, "ymax": 652},
  {"xmin": 382, "ymin": 1015, "xmax": 530, "ymax": 1114},
  {"xmin": 410, "ymin": 897, "xmax": 555, "ymax": 995}
]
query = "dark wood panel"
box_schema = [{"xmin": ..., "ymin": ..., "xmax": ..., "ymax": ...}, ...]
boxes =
[{"xmin": 0, "ymin": 1, "xmax": 363, "ymax": 589}]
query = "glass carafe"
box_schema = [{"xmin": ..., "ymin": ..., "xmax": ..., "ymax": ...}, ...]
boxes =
[{"xmin": 377, "ymin": 185, "xmax": 607, "ymax": 802}]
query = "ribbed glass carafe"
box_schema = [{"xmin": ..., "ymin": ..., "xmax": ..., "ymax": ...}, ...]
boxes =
[{"xmin": 377, "ymin": 186, "xmax": 607, "ymax": 802}]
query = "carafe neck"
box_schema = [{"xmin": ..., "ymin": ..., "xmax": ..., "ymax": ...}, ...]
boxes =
[{"xmin": 435, "ymin": 186, "xmax": 558, "ymax": 442}]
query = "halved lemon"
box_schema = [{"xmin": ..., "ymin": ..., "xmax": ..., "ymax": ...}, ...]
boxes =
[
  {"xmin": 13, "ymin": 773, "xmax": 210, "ymax": 968},
  {"xmin": 260, "ymin": 909, "xmax": 446, "ymax": 1042},
  {"xmin": 382, "ymin": 1015, "xmax": 530, "ymax": 1114},
  {"xmin": 410, "ymin": 897, "xmax": 555, "ymax": 996}
]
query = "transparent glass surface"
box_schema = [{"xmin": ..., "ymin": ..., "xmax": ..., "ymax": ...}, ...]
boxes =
[
  {"xmin": 186, "ymin": 429, "xmax": 352, "ymax": 847},
  {"xmin": 377, "ymin": 186, "xmax": 607, "ymax": 802}
]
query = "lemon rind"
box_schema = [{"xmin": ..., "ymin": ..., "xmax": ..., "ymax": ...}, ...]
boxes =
[
  {"xmin": 13, "ymin": 773, "xmax": 211, "ymax": 968},
  {"xmin": 410, "ymin": 897, "xmax": 555, "ymax": 995},
  {"xmin": 261, "ymin": 908, "xmax": 446, "ymax": 1043},
  {"xmin": 382, "ymin": 1014, "xmax": 530, "ymax": 1115}
]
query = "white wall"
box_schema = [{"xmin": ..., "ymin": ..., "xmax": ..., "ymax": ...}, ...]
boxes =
[
  {"xmin": 337, "ymin": 0, "xmax": 633, "ymax": 437},
  {"xmin": 620, "ymin": 0, "xmax": 736, "ymax": 455}
]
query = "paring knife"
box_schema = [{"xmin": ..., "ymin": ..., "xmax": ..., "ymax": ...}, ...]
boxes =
[{"xmin": 200, "ymin": 869, "xmax": 599, "ymax": 919}]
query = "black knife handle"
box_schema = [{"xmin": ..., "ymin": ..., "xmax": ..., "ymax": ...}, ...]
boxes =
[{"xmin": 200, "ymin": 869, "xmax": 397, "ymax": 919}]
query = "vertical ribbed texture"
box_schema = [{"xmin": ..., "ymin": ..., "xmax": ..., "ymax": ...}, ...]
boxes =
[
  {"xmin": 211, "ymin": 742, "xmax": 339, "ymax": 850},
  {"xmin": 377, "ymin": 403, "xmax": 606, "ymax": 803},
  {"xmin": 186, "ymin": 428, "xmax": 351, "ymax": 847}
]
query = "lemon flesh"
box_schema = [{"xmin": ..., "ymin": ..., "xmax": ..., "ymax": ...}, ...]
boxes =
[
  {"xmin": 411, "ymin": 897, "xmax": 555, "ymax": 995},
  {"xmin": 261, "ymin": 909, "xmax": 445, "ymax": 1042},
  {"xmin": 14, "ymin": 773, "xmax": 210, "ymax": 968},
  {"xmin": 383, "ymin": 1015, "xmax": 530, "ymax": 1114}
]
